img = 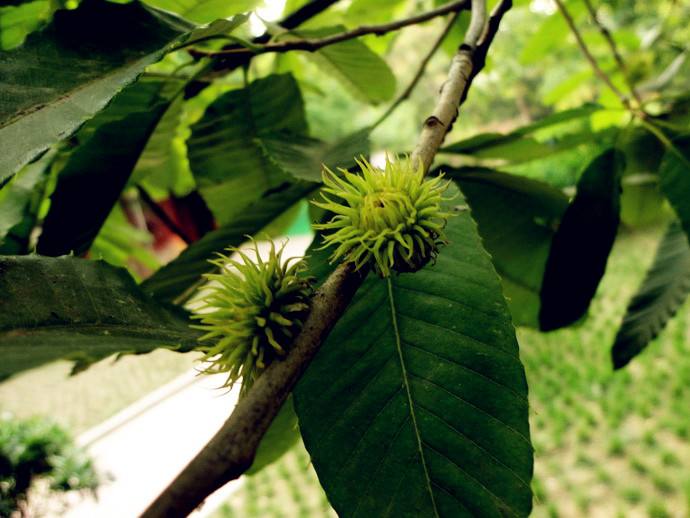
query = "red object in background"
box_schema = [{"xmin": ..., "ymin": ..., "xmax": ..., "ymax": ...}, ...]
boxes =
[{"xmin": 142, "ymin": 191, "xmax": 216, "ymax": 253}]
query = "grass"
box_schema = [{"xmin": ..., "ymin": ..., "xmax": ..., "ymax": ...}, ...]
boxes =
[{"xmin": 216, "ymin": 227, "xmax": 690, "ymax": 517}]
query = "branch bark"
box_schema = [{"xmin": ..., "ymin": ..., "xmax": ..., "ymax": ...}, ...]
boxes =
[
  {"xmin": 372, "ymin": 11, "xmax": 461, "ymax": 130},
  {"xmin": 411, "ymin": 0, "xmax": 488, "ymax": 172},
  {"xmin": 189, "ymin": 0, "xmax": 471, "ymax": 60},
  {"xmin": 141, "ymin": 1, "xmax": 518, "ymax": 516}
]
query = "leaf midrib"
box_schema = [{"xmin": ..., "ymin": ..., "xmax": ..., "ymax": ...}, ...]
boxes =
[{"xmin": 386, "ymin": 278, "xmax": 440, "ymax": 518}]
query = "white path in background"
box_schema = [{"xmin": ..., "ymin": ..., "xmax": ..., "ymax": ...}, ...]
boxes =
[
  {"xmin": 66, "ymin": 372, "xmax": 240, "ymax": 518},
  {"xmin": 64, "ymin": 236, "xmax": 314, "ymax": 518}
]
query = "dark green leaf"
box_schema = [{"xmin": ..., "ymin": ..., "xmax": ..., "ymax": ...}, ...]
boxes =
[
  {"xmin": 258, "ymin": 128, "xmax": 370, "ymax": 182},
  {"xmin": 295, "ymin": 186, "xmax": 533, "ymax": 517},
  {"xmin": 658, "ymin": 134, "xmax": 690, "ymax": 241},
  {"xmin": 188, "ymin": 74, "xmax": 308, "ymax": 223},
  {"xmin": 0, "ymin": 0, "xmax": 192, "ymax": 182},
  {"xmin": 141, "ymin": 183, "xmax": 317, "ymax": 302},
  {"xmin": 0, "ymin": 255, "xmax": 199, "ymax": 380},
  {"xmin": 444, "ymin": 167, "xmax": 569, "ymax": 327},
  {"xmin": 612, "ymin": 221, "xmax": 690, "ymax": 369},
  {"xmin": 36, "ymin": 80, "xmax": 173, "ymax": 256},
  {"xmin": 297, "ymin": 26, "xmax": 396, "ymax": 104},
  {"xmin": 539, "ymin": 149, "xmax": 624, "ymax": 331}
]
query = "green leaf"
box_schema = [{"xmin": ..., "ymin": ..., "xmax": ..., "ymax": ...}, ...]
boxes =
[
  {"xmin": 612, "ymin": 220, "xmax": 690, "ymax": 369},
  {"xmin": 619, "ymin": 127, "xmax": 668, "ymax": 228},
  {"xmin": 188, "ymin": 74, "xmax": 308, "ymax": 223},
  {"xmin": 444, "ymin": 168, "xmax": 569, "ymax": 327},
  {"xmin": 258, "ymin": 128, "xmax": 370, "ymax": 182},
  {"xmin": 141, "ymin": 183, "xmax": 317, "ymax": 302},
  {"xmin": 36, "ymin": 80, "xmax": 173, "ymax": 257},
  {"xmin": 247, "ymin": 396, "xmax": 301, "ymax": 475},
  {"xmin": 143, "ymin": 0, "xmax": 259, "ymax": 24},
  {"xmin": 0, "ymin": 255, "xmax": 199, "ymax": 380},
  {"xmin": 0, "ymin": 0, "xmax": 52, "ymax": 50},
  {"xmin": 658, "ymin": 134, "xmax": 690, "ymax": 241},
  {"xmin": 297, "ymin": 26, "xmax": 396, "ymax": 104},
  {"xmin": 519, "ymin": 2, "xmax": 584, "ymax": 65},
  {"xmin": 0, "ymin": 150, "xmax": 54, "ymax": 254},
  {"xmin": 130, "ymin": 95, "xmax": 195, "ymax": 198},
  {"xmin": 90, "ymin": 205, "xmax": 160, "ymax": 280},
  {"xmin": 0, "ymin": 0, "xmax": 192, "ymax": 182},
  {"xmin": 441, "ymin": 105, "xmax": 606, "ymax": 163},
  {"xmin": 295, "ymin": 186, "xmax": 533, "ymax": 517},
  {"xmin": 539, "ymin": 149, "xmax": 624, "ymax": 331}
]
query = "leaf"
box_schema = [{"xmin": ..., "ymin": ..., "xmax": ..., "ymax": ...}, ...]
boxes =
[
  {"xmin": 612, "ymin": 221, "xmax": 690, "ymax": 369},
  {"xmin": 444, "ymin": 168, "xmax": 569, "ymax": 327},
  {"xmin": 539, "ymin": 149, "xmax": 624, "ymax": 331},
  {"xmin": 658, "ymin": 134, "xmax": 690, "ymax": 241},
  {"xmin": 188, "ymin": 74, "xmax": 308, "ymax": 223},
  {"xmin": 520, "ymin": 12, "xmax": 570, "ymax": 65},
  {"xmin": 36, "ymin": 80, "xmax": 173, "ymax": 257},
  {"xmin": 0, "ymin": 0, "xmax": 192, "ymax": 182},
  {"xmin": 141, "ymin": 183, "xmax": 317, "ymax": 302},
  {"xmin": 441, "ymin": 105, "xmax": 605, "ymax": 163},
  {"xmin": 295, "ymin": 186, "xmax": 533, "ymax": 517},
  {"xmin": 0, "ymin": 255, "xmax": 199, "ymax": 380},
  {"xmin": 130, "ymin": 95, "xmax": 194, "ymax": 198},
  {"xmin": 258, "ymin": 128, "xmax": 370, "ymax": 182},
  {"xmin": 247, "ymin": 396, "xmax": 301, "ymax": 475},
  {"xmin": 618, "ymin": 126, "xmax": 667, "ymax": 227},
  {"xmin": 90, "ymin": 205, "xmax": 160, "ymax": 280},
  {"xmin": 142, "ymin": 0, "xmax": 259, "ymax": 24},
  {"xmin": 297, "ymin": 26, "xmax": 396, "ymax": 104},
  {"xmin": 0, "ymin": 0, "xmax": 52, "ymax": 50},
  {"xmin": 0, "ymin": 150, "xmax": 54, "ymax": 254}
]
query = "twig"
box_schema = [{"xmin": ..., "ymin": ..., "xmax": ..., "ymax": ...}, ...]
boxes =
[
  {"xmin": 372, "ymin": 11, "xmax": 461, "ymax": 130},
  {"xmin": 581, "ymin": 0, "xmax": 643, "ymax": 106},
  {"xmin": 411, "ymin": 0, "xmax": 488, "ymax": 171},
  {"xmin": 188, "ymin": 0, "xmax": 471, "ymax": 60},
  {"xmin": 141, "ymin": 0, "xmax": 510, "ymax": 515},
  {"xmin": 205, "ymin": 0, "xmax": 342, "ymax": 73},
  {"xmin": 553, "ymin": 0, "xmax": 634, "ymax": 111}
]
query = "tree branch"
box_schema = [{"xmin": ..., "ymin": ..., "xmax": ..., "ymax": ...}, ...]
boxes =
[
  {"xmin": 372, "ymin": 11, "xmax": 461, "ymax": 130},
  {"xmin": 188, "ymin": 0, "xmax": 471, "ymax": 60},
  {"xmin": 581, "ymin": 0, "xmax": 643, "ymax": 106},
  {"xmin": 553, "ymin": 0, "xmax": 634, "ymax": 111},
  {"xmin": 206, "ymin": 0, "xmax": 342, "ymax": 74},
  {"xmin": 141, "ymin": 1, "xmax": 514, "ymax": 515},
  {"xmin": 411, "ymin": 0, "xmax": 488, "ymax": 171}
]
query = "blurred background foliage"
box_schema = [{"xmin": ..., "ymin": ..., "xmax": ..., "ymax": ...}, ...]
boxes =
[{"xmin": 1, "ymin": 0, "xmax": 690, "ymax": 515}]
